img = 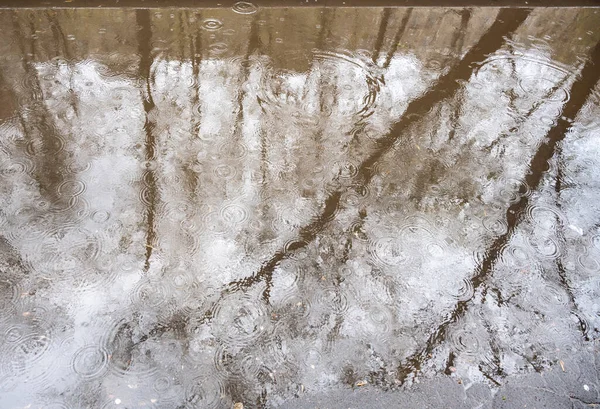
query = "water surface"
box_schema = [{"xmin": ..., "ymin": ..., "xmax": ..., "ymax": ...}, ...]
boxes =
[{"xmin": 1, "ymin": 6, "xmax": 600, "ymax": 408}]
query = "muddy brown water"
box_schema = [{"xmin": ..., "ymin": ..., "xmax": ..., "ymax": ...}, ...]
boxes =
[{"xmin": 0, "ymin": 5, "xmax": 600, "ymax": 409}]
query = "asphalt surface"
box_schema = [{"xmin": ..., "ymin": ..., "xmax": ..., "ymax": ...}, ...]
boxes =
[{"xmin": 282, "ymin": 346, "xmax": 600, "ymax": 409}]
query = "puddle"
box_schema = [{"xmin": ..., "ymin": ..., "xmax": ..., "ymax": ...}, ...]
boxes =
[{"xmin": 1, "ymin": 5, "xmax": 600, "ymax": 408}]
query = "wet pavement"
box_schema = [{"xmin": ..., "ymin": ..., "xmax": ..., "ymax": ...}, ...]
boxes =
[{"xmin": 1, "ymin": 4, "xmax": 600, "ymax": 409}]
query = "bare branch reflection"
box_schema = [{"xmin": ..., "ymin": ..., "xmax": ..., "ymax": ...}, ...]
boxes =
[{"xmin": 0, "ymin": 6, "xmax": 600, "ymax": 409}]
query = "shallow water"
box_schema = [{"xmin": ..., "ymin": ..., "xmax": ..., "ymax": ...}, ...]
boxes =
[{"xmin": 1, "ymin": 5, "xmax": 600, "ymax": 408}]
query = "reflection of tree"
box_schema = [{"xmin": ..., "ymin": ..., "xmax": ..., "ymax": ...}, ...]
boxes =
[
  {"xmin": 2, "ymin": 6, "xmax": 600, "ymax": 408},
  {"xmin": 232, "ymin": 15, "xmax": 260, "ymax": 144},
  {"xmin": 312, "ymin": 9, "xmax": 334, "ymax": 162},
  {"xmin": 383, "ymin": 8, "xmax": 413, "ymax": 69},
  {"xmin": 445, "ymin": 9, "xmax": 471, "ymax": 142},
  {"xmin": 395, "ymin": 37, "xmax": 600, "ymax": 384},
  {"xmin": 45, "ymin": 10, "xmax": 79, "ymax": 116},
  {"xmin": 372, "ymin": 8, "xmax": 391, "ymax": 64},
  {"xmin": 186, "ymin": 10, "xmax": 201, "ymax": 196},
  {"xmin": 554, "ymin": 143, "xmax": 587, "ymax": 340},
  {"xmin": 136, "ymin": 9, "xmax": 159, "ymax": 272},
  {"xmin": 227, "ymin": 8, "xmax": 530, "ymax": 307},
  {"xmin": 486, "ymin": 71, "xmax": 573, "ymax": 153},
  {"xmin": 9, "ymin": 11, "xmax": 68, "ymax": 203}
]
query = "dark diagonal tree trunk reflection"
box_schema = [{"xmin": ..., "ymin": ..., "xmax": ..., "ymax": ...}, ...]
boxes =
[
  {"xmin": 372, "ymin": 8, "xmax": 391, "ymax": 63},
  {"xmin": 227, "ymin": 9, "xmax": 532, "ymax": 302},
  {"xmin": 383, "ymin": 8, "xmax": 413, "ymax": 69},
  {"xmin": 395, "ymin": 36, "xmax": 600, "ymax": 385}
]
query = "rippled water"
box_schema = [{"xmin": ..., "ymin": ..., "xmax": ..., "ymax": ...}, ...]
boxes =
[{"xmin": 1, "ymin": 5, "xmax": 600, "ymax": 409}]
